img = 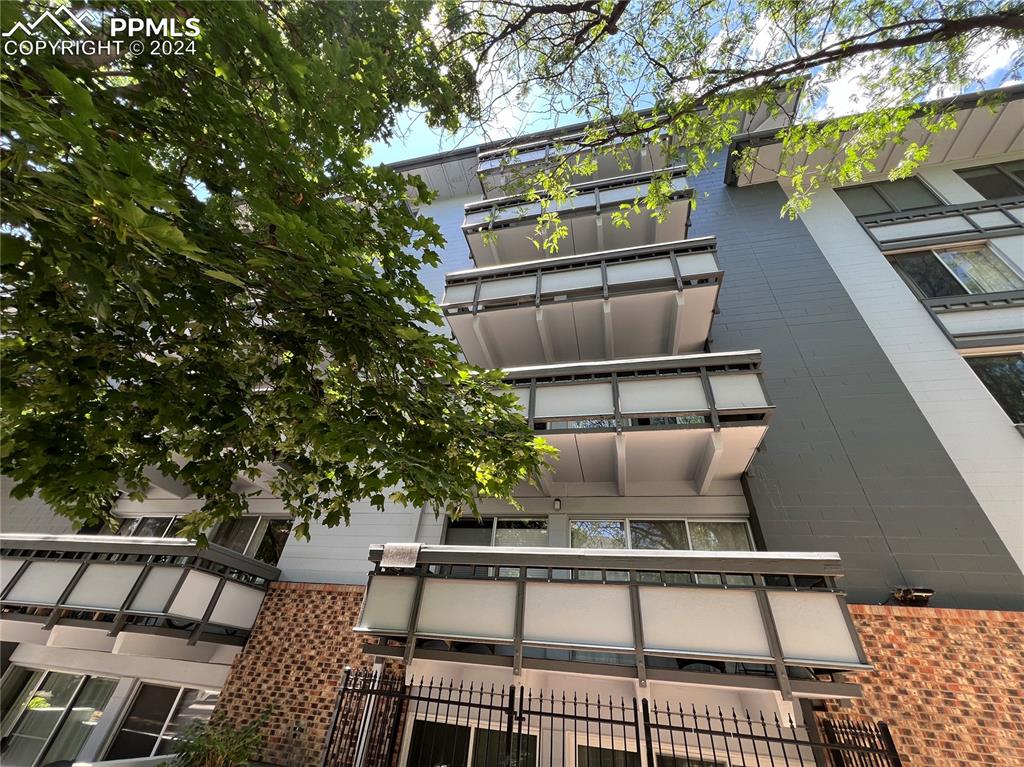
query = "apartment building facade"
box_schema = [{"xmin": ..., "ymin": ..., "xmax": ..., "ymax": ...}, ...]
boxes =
[{"xmin": 1, "ymin": 87, "xmax": 1022, "ymax": 767}]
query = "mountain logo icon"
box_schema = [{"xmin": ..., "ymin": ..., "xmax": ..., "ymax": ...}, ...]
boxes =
[{"xmin": 3, "ymin": 6, "xmax": 94, "ymax": 37}]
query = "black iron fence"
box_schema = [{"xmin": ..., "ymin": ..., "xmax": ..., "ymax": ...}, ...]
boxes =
[{"xmin": 321, "ymin": 670, "xmax": 901, "ymax": 767}]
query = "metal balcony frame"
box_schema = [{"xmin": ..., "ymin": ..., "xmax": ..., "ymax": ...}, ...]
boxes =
[
  {"xmin": 858, "ymin": 195, "xmax": 1024, "ymax": 250},
  {"xmin": 462, "ymin": 165, "xmax": 692, "ymax": 236},
  {"xmin": 919, "ymin": 288, "xmax": 1024, "ymax": 349},
  {"xmin": 443, "ymin": 237, "xmax": 723, "ymax": 317},
  {"xmin": 503, "ymin": 352, "xmax": 773, "ymax": 434},
  {"xmin": 0, "ymin": 533, "xmax": 280, "ymax": 645},
  {"xmin": 357, "ymin": 545, "xmax": 869, "ymax": 699}
]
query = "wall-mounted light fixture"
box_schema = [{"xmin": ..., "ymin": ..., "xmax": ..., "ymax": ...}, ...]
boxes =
[
  {"xmin": 553, "ymin": 498, "xmax": 562, "ymax": 511},
  {"xmin": 891, "ymin": 587, "xmax": 934, "ymax": 606}
]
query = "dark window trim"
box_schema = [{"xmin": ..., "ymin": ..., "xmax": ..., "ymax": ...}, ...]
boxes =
[
  {"xmin": 955, "ymin": 161, "xmax": 1024, "ymax": 198},
  {"xmin": 836, "ymin": 176, "xmax": 943, "ymax": 214}
]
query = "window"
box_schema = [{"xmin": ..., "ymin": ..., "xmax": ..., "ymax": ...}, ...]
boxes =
[
  {"xmin": 569, "ymin": 520, "xmax": 751, "ymax": 552},
  {"xmin": 955, "ymin": 161, "xmax": 1024, "ymax": 199},
  {"xmin": 444, "ymin": 517, "xmax": 548, "ymax": 547},
  {"xmin": 578, "ymin": 745, "xmax": 641, "ymax": 767},
  {"xmin": 966, "ymin": 354, "xmax": 1024, "ymax": 426},
  {"xmin": 0, "ymin": 668, "xmax": 116, "ymax": 767},
  {"xmin": 113, "ymin": 516, "xmax": 185, "ymax": 538},
  {"xmin": 889, "ymin": 244, "xmax": 1024, "ymax": 298},
  {"xmin": 406, "ymin": 720, "xmax": 537, "ymax": 767},
  {"xmin": 104, "ymin": 684, "xmax": 219, "ymax": 761},
  {"xmin": 836, "ymin": 177, "xmax": 940, "ymax": 216},
  {"xmin": 570, "ymin": 520, "xmax": 627, "ymax": 549}
]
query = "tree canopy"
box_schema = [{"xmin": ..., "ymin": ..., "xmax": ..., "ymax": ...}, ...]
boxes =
[
  {"xmin": 464, "ymin": 0, "xmax": 1022, "ymax": 228},
  {"xmin": 0, "ymin": 0, "xmax": 552, "ymax": 540}
]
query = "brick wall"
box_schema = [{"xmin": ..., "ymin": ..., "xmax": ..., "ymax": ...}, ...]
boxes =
[
  {"xmin": 218, "ymin": 582, "xmax": 375, "ymax": 767},
  {"xmin": 827, "ymin": 604, "xmax": 1024, "ymax": 766}
]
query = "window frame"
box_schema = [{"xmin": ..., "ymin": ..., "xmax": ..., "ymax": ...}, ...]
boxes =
[
  {"xmin": 443, "ymin": 516, "xmax": 549, "ymax": 547},
  {"xmin": 568, "ymin": 518, "xmax": 753, "ymax": 552},
  {"xmin": 954, "ymin": 161, "xmax": 1024, "ymax": 199},
  {"xmin": 107, "ymin": 515, "xmax": 291, "ymax": 563},
  {"xmin": 0, "ymin": 665, "xmax": 118, "ymax": 767},
  {"xmin": 836, "ymin": 176, "xmax": 943, "ymax": 215},
  {"xmin": 886, "ymin": 241, "xmax": 1024, "ymax": 300},
  {"xmin": 102, "ymin": 681, "xmax": 220, "ymax": 761},
  {"xmin": 962, "ymin": 350, "xmax": 1024, "ymax": 430}
]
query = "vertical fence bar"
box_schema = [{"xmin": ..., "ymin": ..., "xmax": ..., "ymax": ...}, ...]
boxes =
[
  {"xmin": 640, "ymin": 699, "xmax": 657, "ymax": 767},
  {"xmin": 320, "ymin": 667, "xmax": 352, "ymax": 767}
]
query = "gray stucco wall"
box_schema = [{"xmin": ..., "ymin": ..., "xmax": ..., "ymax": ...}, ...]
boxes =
[{"xmin": 688, "ymin": 165, "xmax": 1023, "ymax": 609}]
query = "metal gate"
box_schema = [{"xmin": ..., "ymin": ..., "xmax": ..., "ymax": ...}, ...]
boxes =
[{"xmin": 320, "ymin": 670, "xmax": 902, "ymax": 767}]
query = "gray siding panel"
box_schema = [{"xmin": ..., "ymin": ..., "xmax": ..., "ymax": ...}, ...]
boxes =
[{"xmin": 688, "ymin": 168, "xmax": 1023, "ymax": 609}]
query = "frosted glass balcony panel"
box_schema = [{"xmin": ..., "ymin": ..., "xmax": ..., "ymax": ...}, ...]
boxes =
[
  {"xmin": 65, "ymin": 563, "xmax": 144, "ymax": 609},
  {"xmin": 768, "ymin": 591, "xmax": 863, "ymax": 665},
  {"xmin": 534, "ymin": 383, "xmax": 614, "ymax": 418},
  {"xmin": 640, "ymin": 588, "xmax": 772, "ymax": 659},
  {"xmin": 130, "ymin": 567, "xmax": 183, "ymax": 613},
  {"xmin": 167, "ymin": 570, "xmax": 220, "ymax": 621},
  {"xmin": 416, "ymin": 580, "xmax": 517, "ymax": 641},
  {"xmin": 710, "ymin": 374, "xmax": 768, "ymax": 409},
  {"xmin": 618, "ymin": 377, "xmax": 707, "ymax": 414},
  {"xmin": 209, "ymin": 580, "xmax": 266, "ymax": 629},
  {"xmin": 358, "ymin": 576, "xmax": 418, "ymax": 633},
  {"xmin": 523, "ymin": 582, "xmax": 633, "ymax": 649},
  {"xmin": 6, "ymin": 561, "xmax": 79, "ymax": 604}
]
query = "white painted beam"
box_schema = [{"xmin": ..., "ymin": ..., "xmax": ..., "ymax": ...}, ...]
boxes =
[
  {"xmin": 615, "ymin": 432, "xmax": 628, "ymax": 496},
  {"xmin": 694, "ymin": 431, "xmax": 725, "ymax": 496},
  {"xmin": 535, "ymin": 308, "xmax": 555, "ymax": 363},
  {"xmin": 472, "ymin": 316, "xmax": 496, "ymax": 367},
  {"xmin": 602, "ymin": 301, "xmax": 615, "ymax": 358},
  {"xmin": 667, "ymin": 291, "xmax": 686, "ymax": 355}
]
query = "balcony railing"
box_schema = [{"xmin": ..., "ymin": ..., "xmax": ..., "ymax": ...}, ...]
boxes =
[
  {"xmin": 463, "ymin": 166, "xmax": 692, "ymax": 266},
  {"xmin": 442, "ymin": 237, "xmax": 723, "ymax": 367},
  {"xmin": 921, "ymin": 289, "xmax": 1024, "ymax": 349},
  {"xmin": 0, "ymin": 533, "xmax": 280, "ymax": 644},
  {"xmin": 857, "ymin": 196, "xmax": 1024, "ymax": 249},
  {"xmin": 355, "ymin": 544, "xmax": 869, "ymax": 698},
  {"xmin": 476, "ymin": 132, "xmax": 668, "ymax": 198}
]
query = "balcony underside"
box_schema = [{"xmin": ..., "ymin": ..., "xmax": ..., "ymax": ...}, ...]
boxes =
[
  {"xmin": 532, "ymin": 426, "xmax": 767, "ymax": 497},
  {"xmin": 463, "ymin": 168, "xmax": 691, "ymax": 266},
  {"xmin": 503, "ymin": 353, "xmax": 773, "ymax": 496},
  {"xmin": 731, "ymin": 95, "xmax": 1024, "ymax": 186},
  {"xmin": 444, "ymin": 238, "xmax": 722, "ymax": 367}
]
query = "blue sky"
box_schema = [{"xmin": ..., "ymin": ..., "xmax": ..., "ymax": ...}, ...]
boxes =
[{"xmin": 368, "ymin": 46, "xmax": 1021, "ymax": 166}]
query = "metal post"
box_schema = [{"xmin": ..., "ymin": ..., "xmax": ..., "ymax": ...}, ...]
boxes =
[
  {"xmin": 640, "ymin": 698, "xmax": 657, "ymax": 767},
  {"xmin": 877, "ymin": 722, "xmax": 904, "ymax": 766},
  {"xmin": 320, "ymin": 667, "xmax": 352, "ymax": 767},
  {"xmin": 503, "ymin": 684, "xmax": 517, "ymax": 767}
]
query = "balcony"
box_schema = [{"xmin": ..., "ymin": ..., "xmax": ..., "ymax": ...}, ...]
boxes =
[
  {"xmin": 443, "ymin": 237, "xmax": 723, "ymax": 367},
  {"xmin": 463, "ymin": 167, "xmax": 692, "ymax": 266},
  {"xmin": 0, "ymin": 533, "xmax": 279, "ymax": 646},
  {"xmin": 923, "ymin": 290, "xmax": 1024, "ymax": 348},
  {"xmin": 857, "ymin": 196, "xmax": 1024, "ymax": 249},
  {"xmin": 355, "ymin": 544, "xmax": 869, "ymax": 698},
  {"xmin": 504, "ymin": 352, "xmax": 772, "ymax": 496},
  {"xmin": 476, "ymin": 132, "xmax": 668, "ymax": 198}
]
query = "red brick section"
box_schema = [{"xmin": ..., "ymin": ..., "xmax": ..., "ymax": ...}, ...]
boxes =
[
  {"xmin": 217, "ymin": 582, "xmax": 376, "ymax": 767},
  {"xmin": 826, "ymin": 604, "xmax": 1024, "ymax": 767}
]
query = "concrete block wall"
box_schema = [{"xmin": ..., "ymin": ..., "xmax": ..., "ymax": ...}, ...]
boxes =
[{"xmin": 687, "ymin": 162, "xmax": 1023, "ymax": 608}]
